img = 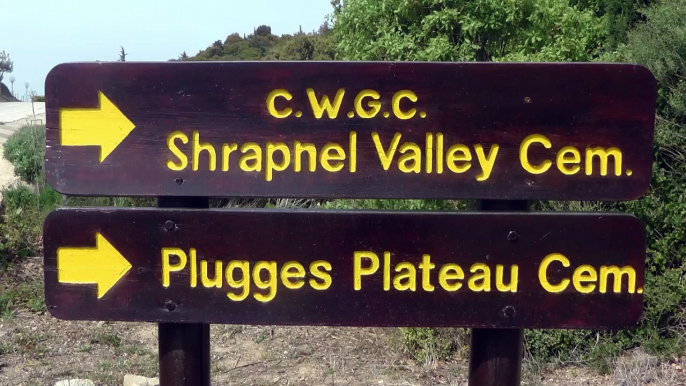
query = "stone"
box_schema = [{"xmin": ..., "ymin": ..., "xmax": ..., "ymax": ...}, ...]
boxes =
[
  {"xmin": 124, "ymin": 374, "xmax": 160, "ymax": 386},
  {"xmin": 54, "ymin": 380, "xmax": 95, "ymax": 386}
]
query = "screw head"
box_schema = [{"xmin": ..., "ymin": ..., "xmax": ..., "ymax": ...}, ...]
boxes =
[
  {"xmin": 507, "ymin": 231, "xmax": 520, "ymax": 242},
  {"xmin": 174, "ymin": 178, "xmax": 184, "ymax": 185},
  {"xmin": 165, "ymin": 300, "xmax": 176, "ymax": 312},
  {"xmin": 503, "ymin": 306, "xmax": 516, "ymax": 318},
  {"xmin": 164, "ymin": 220, "xmax": 176, "ymax": 231}
]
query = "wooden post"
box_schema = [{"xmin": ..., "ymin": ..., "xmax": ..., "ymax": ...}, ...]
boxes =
[
  {"xmin": 158, "ymin": 197, "xmax": 211, "ymax": 386},
  {"xmin": 468, "ymin": 199, "xmax": 529, "ymax": 386}
]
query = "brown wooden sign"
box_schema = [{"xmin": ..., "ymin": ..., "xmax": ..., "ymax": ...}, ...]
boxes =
[
  {"xmin": 45, "ymin": 62, "xmax": 655, "ymax": 200},
  {"xmin": 44, "ymin": 208, "xmax": 645, "ymax": 328}
]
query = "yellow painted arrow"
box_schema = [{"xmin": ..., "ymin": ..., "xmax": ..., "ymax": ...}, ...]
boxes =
[
  {"xmin": 57, "ymin": 233, "xmax": 132, "ymax": 299},
  {"xmin": 60, "ymin": 92, "xmax": 135, "ymax": 162}
]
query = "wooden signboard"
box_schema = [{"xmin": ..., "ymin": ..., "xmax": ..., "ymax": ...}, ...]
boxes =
[
  {"xmin": 45, "ymin": 62, "xmax": 656, "ymax": 200},
  {"xmin": 44, "ymin": 208, "xmax": 645, "ymax": 329}
]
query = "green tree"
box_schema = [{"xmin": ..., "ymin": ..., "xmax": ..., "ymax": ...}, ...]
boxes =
[
  {"xmin": 573, "ymin": 0, "xmax": 650, "ymax": 50},
  {"xmin": 255, "ymin": 25, "xmax": 272, "ymax": 37},
  {"xmin": 333, "ymin": 0, "xmax": 606, "ymax": 62}
]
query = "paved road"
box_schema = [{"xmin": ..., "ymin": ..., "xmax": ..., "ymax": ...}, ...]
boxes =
[{"xmin": 0, "ymin": 102, "xmax": 46, "ymax": 145}]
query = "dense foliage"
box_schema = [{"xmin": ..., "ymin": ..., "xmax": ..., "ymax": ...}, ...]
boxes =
[{"xmin": 334, "ymin": 0, "xmax": 605, "ymax": 62}]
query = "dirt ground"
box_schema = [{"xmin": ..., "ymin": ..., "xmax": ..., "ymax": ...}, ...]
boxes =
[{"xmin": 1, "ymin": 259, "xmax": 685, "ymax": 386}]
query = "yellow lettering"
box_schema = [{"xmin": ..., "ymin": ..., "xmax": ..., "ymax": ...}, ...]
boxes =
[
  {"xmin": 474, "ymin": 144, "xmax": 499, "ymax": 181},
  {"xmin": 585, "ymin": 147, "xmax": 622, "ymax": 176},
  {"xmin": 557, "ymin": 146, "xmax": 580, "ymax": 175},
  {"xmin": 192, "ymin": 131, "xmax": 216, "ymax": 171},
  {"xmin": 354, "ymin": 89, "xmax": 381, "ymax": 118},
  {"xmin": 265, "ymin": 142, "xmax": 291, "ymax": 181},
  {"xmin": 166, "ymin": 131, "xmax": 188, "ymax": 171},
  {"xmin": 294, "ymin": 141, "xmax": 316, "ymax": 172},
  {"xmin": 393, "ymin": 262, "xmax": 416, "ymax": 291},
  {"xmin": 266, "ymin": 89, "xmax": 293, "ymax": 118},
  {"xmin": 599, "ymin": 265, "xmax": 636, "ymax": 294},
  {"xmin": 189, "ymin": 248, "xmax": 197, "ymax": 288},
  {"xmin": 383, "ymin": 251, "xmax": 391, "ymax": 291},
  {"xmin": 425, "ymin": 133, "xmax": 433, "ymax": 174},
  {"xmin": 446, "ymin": 144, "xmax": 471, "ymax": 173},
  {"xmin": 436, "ymin": 133, "xmax": 444, "ymax": 174},
  {"xmin": 353, "ymin": 251, "xmax": 379, "ymax": 290},
  {"xmin": 307, "ymin": 88, "xmax": 345, "ymax": 119},
  {"xmin": 162, "ymin": 248, "xmax": 187, "ymax": 287},
  {"xmin": 372, "ymin": 132, "xmax": 401, "ymax": 171},
  {"xmin": 539, "ymin": 253, "xmax": 570, "ymax": 293},
  {"xmin": 572, "ymin": 265, "xmax": 597, "ymax": 294},
  {"xmin": 281, "ymin": 261, "xmax": 305, "ymax": 289},
  {"xmin": 221, "ymin": 143, "xmax": 238, "ymax": 171},
  {"xmin": 239, "ymin": 143, "xmax": 262, "ymax": 172},
  {"xmin": 520, "ymin": 134, "xmax": 552, "ymax": 174},
  {"xmin": 349, "ymin": 131, "xmax": 357, "ymax": 173},
  {"xmin": 320, "ymin": 143, "xmax": 345, "ymax": 172},
  {"xmin": 419, "ymin": 254, "xmax": 435, "ymax": 291},
  {"xmin": 495, "ymin": 264, "xmax": 518, "ymax": 293},
  {"xmin": 226, "ymin": 261, "xmax": 250, "ymax": 301},
  {"xmin": 468, "ymin": 263, "xmax": 491, "ymax": 292},
  {"xmin": 200, "ymin": 259, "xmax": 223, "ymax": 288},
  {"xmin": 439, "ymin": 264, "xmax": 464, "ymax": 291},
  {"xmin": 309, "ymin": 260, "xmax": 332, "ymax": 290},
  {"xmin": 392, "ymin": 90, "xmax": 417, "ymax": 120},
  {"xmin": 253, "ymin": 261, "xmax": 277, "ymax": 302},
  {"xmin": 398, "ymin": 142, "xmax": 421, "ymax": 173}
]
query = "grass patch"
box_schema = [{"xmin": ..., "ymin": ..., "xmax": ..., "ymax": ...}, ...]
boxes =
[
  {"xmin": 89, "ymin": 331, "xmax": 121, "ymax": 347},
  {"xmin": 14, "ymin": 333, "xmax": 49, "ymax": 358},
  {"xmin": 0, "ymin": 276, "xmax": 45, "ymax": 318}
]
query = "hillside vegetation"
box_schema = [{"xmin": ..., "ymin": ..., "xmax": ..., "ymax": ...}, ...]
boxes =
[{"xmin": 181, "ymin": 23, "xmax": 335, "ymax": 61}]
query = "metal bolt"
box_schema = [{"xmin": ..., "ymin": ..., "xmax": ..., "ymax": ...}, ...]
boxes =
[
  {"xmin": 175, "ymin": 178, "xmax": 184, "ymax": 185},
  {"xmin": 524, "ymin": 96, "xmax": 532, "ymax": 104},
  {"xmin": 165, "ymin": 300, "xmax": 176, "ymax": 312},
  {"xmin": 507, "ymin": 231, "xmax": 519, "ymax": 242},
  {"xmin": 164, "ymin": 220, "xmax": 176, "ymax": 231},
  {"xmin": 503, "ymin": 306, "xmax": 516, "ymax": 318}
]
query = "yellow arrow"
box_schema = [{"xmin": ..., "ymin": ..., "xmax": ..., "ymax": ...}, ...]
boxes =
[
  {"xmin": 57, "ymin": 233, "xmax": 132, "ymax": 299},
  {"xmin": 59, "ymin": 92, "xmax": 135, "ymax": 162}
]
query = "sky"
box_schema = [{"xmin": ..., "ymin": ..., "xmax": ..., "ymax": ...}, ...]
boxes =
[{"xmin": 0, "ymin": 0, "xmax": 333, "ymax": 97}]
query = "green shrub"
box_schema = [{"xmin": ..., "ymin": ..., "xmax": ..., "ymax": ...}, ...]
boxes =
[
  {"xmin": 0, "ymin": 185, "xmax": 60, "ymax": 266},
  {"xmin": 0, "ymin": 278, "xmax": 45, "ymax": 318},
  {"xmin": 400, "ymin": 327, "xmax": 463, "ymax": 364},
  {"xmin": 2, "ymin": 125, "xmax": 45, "ymax": 184}
]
